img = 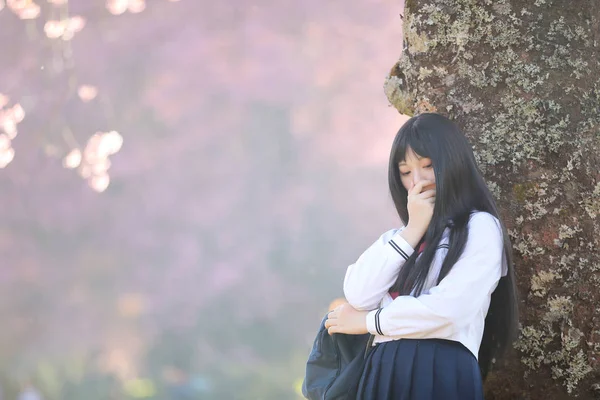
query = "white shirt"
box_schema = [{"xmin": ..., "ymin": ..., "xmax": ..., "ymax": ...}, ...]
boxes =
[{"xmin": 343, "ymin": 211, "xmax": 505, "ymax": 359}]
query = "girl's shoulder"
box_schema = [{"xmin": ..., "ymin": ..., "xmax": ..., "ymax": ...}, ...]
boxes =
[{"xmin": 467, "ymin": 211, "xmax": 503, "ymax": 238}]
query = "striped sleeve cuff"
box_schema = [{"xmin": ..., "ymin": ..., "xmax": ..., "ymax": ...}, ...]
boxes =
[
  {"xmin": 366, "ymin": 308, "xmax": 385, "ymax": 336},
  {"xmin": 386, "ymin": 230, "xmax": 415, "ymax": 261}
]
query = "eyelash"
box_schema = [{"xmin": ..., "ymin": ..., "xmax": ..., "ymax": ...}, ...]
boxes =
[{"xmin": 400, "ymin": 164, "xmax": 433, "ymax": 176}]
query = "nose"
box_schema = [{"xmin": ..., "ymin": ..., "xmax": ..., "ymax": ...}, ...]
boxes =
[{"xmin": 412, "ymin": 170, "xmax": 422, "ymax": 187}]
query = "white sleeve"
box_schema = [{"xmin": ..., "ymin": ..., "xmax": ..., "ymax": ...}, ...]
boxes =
[
  {"xmin": 365, "ymin": 212, "xmax": 504, "ymax": 338},
  {"xmin": 343, "ymin": 228, "xmax": 415, "ymax": 311}
]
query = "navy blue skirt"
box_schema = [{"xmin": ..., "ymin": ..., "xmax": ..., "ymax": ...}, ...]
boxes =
[{"xmin": 356, "ymin": 338, "xmax": 484, "ymax": 400}]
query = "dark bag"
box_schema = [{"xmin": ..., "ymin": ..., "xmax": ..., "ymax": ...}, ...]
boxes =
[{"xmin": 302, "ymin": 314, "xmax": 374, "ymax": 400}]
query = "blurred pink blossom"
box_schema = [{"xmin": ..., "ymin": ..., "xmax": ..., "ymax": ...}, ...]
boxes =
[
  {"xmin": 16, "ymin": 2, "xmax": 40, "ymax": 19},
  {"xmin": 78, "ymin": 164, "xmax": 92, "ymax": 179},
  {"xmin": 45, "ymin": 16, "xmax": 86, "ymax": 40},
  {"xmin": 84, "ymin": 132, "xmax": 102, "ymax": 161},
  {"xmin": 78, "ymin": 85, "xmax": 98, "ymax": 102},
  {"xmin": 128, "ymin": 0, "xmax": 145, "ymax": 13},
  {"xmin": 106, "ymin": 0, "xmax": 128, "ymax": 15},
  {"xmin": 0, "ymin": 104, "xmax": 24, "ymax": 139},
  {"xmin": 89, "ymin": 173, "xmax": 110, "ymax": 192},
  {"xmin": 0, "ymin": 133, "xmax": 10, "ymax": 150},
  {"xmin": 63, "ymin": 148, "xmax": 82, "ymax": 169},
  {"xmin": 44, "ymin": 20, "xmax": 66, "ymax": 39},
  {"xmin": 0, "ymin": 146, "xmax": 14, "ymax": 168},
  {"xmin": 67, "ymin": 15, "xmax": 86, "ymax": 32},
  {"xmin": 106, "ymin": 0, "xmax": 148, "ymax": 15},
  {"xmin": 91, "ymin": 158, "xmax": 112, "ymax": 175},
  {"xmin": 11, "ymin": 103, "xmax": 24, "ymax": 123},
  {"xmin": 99, "ymin": 131, "xmax": 123, "ymax": 156},
  {"xmin": 1, "ymin": 119, "xmax": 17, "ymax": 139},
  {"xmin": 6, "ymin": 0, "xmax": 28, "ymax": 11}
]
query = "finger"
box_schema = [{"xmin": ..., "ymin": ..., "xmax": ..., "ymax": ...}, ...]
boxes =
[
  {"xmin": 417, "ymin": 189, "xmax": 436, "ymax": 199},
  {"xmin": 409, "ymin": 180, "xmax": 434, "ymax": 196},
  {"xmin": 327, "ymin": 326, "xmax": 339, "ymax": 336},
  {"xmin": 422, "ymin": 183, "xmax": 436, "ymax": 192}
]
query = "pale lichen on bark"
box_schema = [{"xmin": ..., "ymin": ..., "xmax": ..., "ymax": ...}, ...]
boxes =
[{"xmin": 386, "ymin": 0, "xmax": 600, "ymax": 398}]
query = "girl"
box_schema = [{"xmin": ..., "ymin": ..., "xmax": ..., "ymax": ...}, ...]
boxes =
[{"xmin": 324, "ymin": 113, "xmax": 518, "ymax": 400}]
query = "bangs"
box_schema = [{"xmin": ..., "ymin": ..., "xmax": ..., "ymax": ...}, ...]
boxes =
[{"xmin": 393, "ymin": 122, "xmax": 432, "ymax": 164}]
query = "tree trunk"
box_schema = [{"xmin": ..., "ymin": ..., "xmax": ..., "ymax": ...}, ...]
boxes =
[{"xmin": 385, "ymin": 1, "xmax": 600, "ymax": 398}]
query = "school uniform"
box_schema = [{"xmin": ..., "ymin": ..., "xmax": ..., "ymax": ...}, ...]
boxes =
[{"xmin": 343, "ymin": 211, "xmax": 506, "ymax": 400}]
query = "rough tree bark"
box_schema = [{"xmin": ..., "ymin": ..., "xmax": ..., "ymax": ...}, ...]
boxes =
[{"xmin": 384, "ymin": 1, "xmax": 600, "ymax": 399}]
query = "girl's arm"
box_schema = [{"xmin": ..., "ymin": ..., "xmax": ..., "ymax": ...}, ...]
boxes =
[
  {"xmin": 365, "ymin": 212, "xmax": 504, "ymax": 338},
  {"xmin": 343, "ymin": 228, "xmax": 415, "ymax": 311}
]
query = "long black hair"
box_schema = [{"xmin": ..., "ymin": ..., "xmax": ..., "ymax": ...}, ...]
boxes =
[{"xmin": 388, "ymin": 113, "xmax": 519, "ymax": 380}]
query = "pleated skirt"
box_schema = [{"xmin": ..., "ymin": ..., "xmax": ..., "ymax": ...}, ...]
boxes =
[{"xmin": 356, "ymin": 338, "xmax": 484, "ymax": 400}]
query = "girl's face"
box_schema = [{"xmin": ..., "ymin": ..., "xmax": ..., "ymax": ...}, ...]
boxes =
[{"xmin": 398, "ymin": 147, "xmax": 436, "ymax": 192}]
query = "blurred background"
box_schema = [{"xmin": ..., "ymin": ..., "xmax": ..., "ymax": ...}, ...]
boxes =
[{"xmin": 0, "ymin": 0, "xmax": 409, "ymax": 398}]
